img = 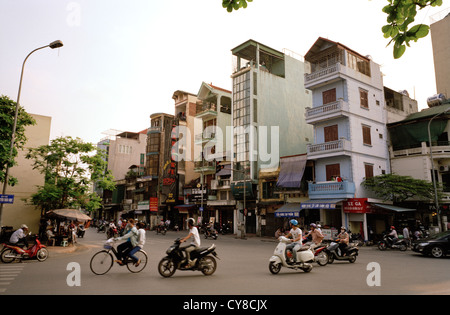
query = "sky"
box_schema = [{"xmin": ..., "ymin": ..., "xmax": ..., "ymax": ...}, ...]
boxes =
[{"xmin": 0, "ymin": 0, "xmax": 448, "ymax": 145}]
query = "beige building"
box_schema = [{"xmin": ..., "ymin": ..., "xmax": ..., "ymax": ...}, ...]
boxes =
[
  {"xmin": 3, "ymin": 114, "xmax": 51, "ymax": 232},
  {"xmin": 430, "ymin": 9, "xmax": 450, "ymax": 97}
]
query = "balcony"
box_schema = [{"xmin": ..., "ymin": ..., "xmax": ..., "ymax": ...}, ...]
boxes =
[
  {"xmin": 194, "ymin": 132, "xmax": 217, "ymax": 145},
  {"xmin": 308, "ymin": 181, "xmax": 355, "ymax": 199},
  {"xmin": 194, "ymin": 160, "xmax": 216, "ymax": 174},
  {"xmin": 304, "ymin": 63, "xmax": 343, "ymax": 89},
  {"xmin": 307, "ymin": 139, "xmax": 352, "ymax": 159},
  {"xmin": 305, "ymin": 99, "xmax": 350, "ymax": 124},
  {"xmin": 196, "ymin": 102, "xmax": 217, "ymax": 120}
]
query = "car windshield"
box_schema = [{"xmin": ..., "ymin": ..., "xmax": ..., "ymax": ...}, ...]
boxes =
[{"xmin": 428, "ymin": 231, "xmax": 450, "ymax": 240}]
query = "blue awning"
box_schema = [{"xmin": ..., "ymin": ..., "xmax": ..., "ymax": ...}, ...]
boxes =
[
  {"xmin": 274, "ymin": 203, "xmax": 301, "ymax": 218},
  {"xmin": 300, "ymin": 199, "xmax": 344, "ymax": 209}
]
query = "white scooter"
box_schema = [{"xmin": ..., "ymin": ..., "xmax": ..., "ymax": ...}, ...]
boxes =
[{"xmin": 269, "ymin": 236, "xmax": 314, "ymax": 274}]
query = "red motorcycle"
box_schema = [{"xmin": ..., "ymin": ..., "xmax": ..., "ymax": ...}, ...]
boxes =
[{"xmin": 1, "ymin": 235, "xmax": 49, "ymax": 263}]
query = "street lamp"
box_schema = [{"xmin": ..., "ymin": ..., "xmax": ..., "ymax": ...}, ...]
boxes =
[
  {"xmin": 0, "ymin": 40, "xmax": 63, "ymax": 227},
  {"xmin": 427, "ymin": 106, "xmax": 450, "ymax": 233}
]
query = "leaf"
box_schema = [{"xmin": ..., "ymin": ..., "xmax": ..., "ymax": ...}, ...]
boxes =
[
  {"xmin": 408, "ymin": 24, "xmax": 429, "ymax": 38},
  {"xmin": 393, "ymin": 44, "xmax": 406, "ymax": 59}
]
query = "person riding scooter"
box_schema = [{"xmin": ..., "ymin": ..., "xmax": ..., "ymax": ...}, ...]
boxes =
[
  {"xmin": 180, "ymin": 218, "xmax": 200, "ymax": 268},
  {"xmin": 336, "ymin": 226, "xmax": 349, "ymax": 256},
  {"xmin": 284, "ymin": 219, "xmax": 302, "ymax": 264}
]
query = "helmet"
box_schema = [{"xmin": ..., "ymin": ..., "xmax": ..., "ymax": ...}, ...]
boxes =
[
  {"xmin": 289, "ymin": 219, "xmax": 298, "ymax": 226},
  {"xmin": 310, "ymin": 223, "xmax": 316, "ymax": 228},
  {"xmin": 390, "ymin": 226, "xmax": 395, "ymax": 230},
  {"xmin": 186, "ymin": 218, "xmax": 195, "ymax": 226},
  {"xmin": 340, "ymin": 226, "xmax": 346, "ymax": 231},
  {"xmin": 21, "ymin": 224, "xmax": 28, "ymax": 229}
]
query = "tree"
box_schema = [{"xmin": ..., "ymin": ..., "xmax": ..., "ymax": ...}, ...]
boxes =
[
  {"xmin": 0, "ymin": 95, "xmax": 36, "ymax": 187},
  {"xmin": 221, "ymin": 0, "xmax": 443, "ymax": 58},
  {"xmin": 361, "ymin": 173, "xmax": 441, "ymax": 203},
  {"xmin": 25, "ymin": 136, "xmax": 115, "ymax": 216}
]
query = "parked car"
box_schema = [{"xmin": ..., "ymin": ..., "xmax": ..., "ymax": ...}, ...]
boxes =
[{"xmin": 412, "ymin": 230, "xmax": 450, "ymax": 258}]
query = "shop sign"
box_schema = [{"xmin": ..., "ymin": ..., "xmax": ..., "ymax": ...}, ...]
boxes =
[
  {"xmin": 150, "ymin": 197, "xmax": 158, "ymax": 212},
  {"xmin": 343, "ymin": 198, "xmax": 372, "ymax": 214}
]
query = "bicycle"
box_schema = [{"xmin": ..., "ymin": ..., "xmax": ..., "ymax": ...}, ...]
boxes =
[{"xmin": 90, "ymin": 238, "xmax": 148, "ymax": 275}]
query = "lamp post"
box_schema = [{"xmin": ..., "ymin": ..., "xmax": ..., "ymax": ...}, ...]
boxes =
[
  {"xmin": 427, "ymin": 106, "xmax": 450, "ymax": 233},
  {"xmin": 0, "ymin": 40, "xmax": 63, "ymax": 227}
]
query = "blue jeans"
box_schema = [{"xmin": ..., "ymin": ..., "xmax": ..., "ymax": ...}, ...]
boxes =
[{"xmin": 128, "ymin": 246, "xmax": 142, "ymax": 263}]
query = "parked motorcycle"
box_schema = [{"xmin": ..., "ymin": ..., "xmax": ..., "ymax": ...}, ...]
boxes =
[
  {"xmin": 157, "ymin": 238, "xmax": 219, "ymax": 277},
  {"xmin": 220, "ymin": 223, "xmax": 232, "ymax": 235},
  {"xmin": 324, "ymin": 241, "xmax": 359, "ymax": 263},
  {"xmin": 269, "ymin": 236, "xmax": 314, "ymax": 274},
  {"xmin": 378, "ymin": 234, "xmax": 407, "ymax": 251},
  {"xmin": 1, "ymin": 234, "xmax": 49, "ymax": 263}
]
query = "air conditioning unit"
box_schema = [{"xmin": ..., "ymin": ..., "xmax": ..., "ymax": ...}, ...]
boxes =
[{"xmin": 439, "ymin": 165, "xmax": 449, "ymax": 172}]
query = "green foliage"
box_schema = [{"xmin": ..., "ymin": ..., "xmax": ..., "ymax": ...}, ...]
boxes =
[
  {"xmin": 382, "ymin": 0, "xmax": 443, "ymax": 58},
  {"xmin": 0, "ymin": 95, "xmax": 36, "ymax": 186},
  {"xmin": 25, "ymin": 136, "xmax": 115, "ymax": 215},
  {"xmin": 362, "ymin": 173, "xmax": 441, "ymax": 203},
  {"xmin": 222, "ymin": 0, "xmax": 253, "ymax": 12}
]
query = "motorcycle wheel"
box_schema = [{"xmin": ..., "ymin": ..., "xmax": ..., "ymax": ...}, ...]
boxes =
[
  {"xmin": 158, "ymin": 257, "xmax": 176, "ymax": 278},
  {"xmin": 200, "ymin": 255, "xmax": 217, "ymax": 276},
  {"xmin": 348, "ymin": 255, "xmax": 357, "ymax": 263},
  {"xmin": 316, "ymin": 251, "xmax": 328, "ymax": 266},
  {"xmin": 399, "ymin": 244, "xmax": 407, "ymax": 251},
  {"xmin": 302, "ymin": 265, "xmax": 313, "ymax": 273},
  {"xmin": 269, "ymin": 261, "xmax": 282, "ymax": 274},
  {"xmin": 378, "ymin": 242, "xmax": 387, "ymax": 251},
  {"xmin": 36, "ymin": 248, "xmax": 49, "ymax": 262},
  {"xmin": 328, "ymin": 254, "xmax": 335, "ymax": 264},
  {"xmin": 0, "ymin": 248, "xmax": 16, "ymax": 263}
]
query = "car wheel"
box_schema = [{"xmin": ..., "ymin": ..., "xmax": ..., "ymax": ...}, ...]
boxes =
[{"xmin": 430, "ymin": 246, "xmax": 444, "ymax": 258}]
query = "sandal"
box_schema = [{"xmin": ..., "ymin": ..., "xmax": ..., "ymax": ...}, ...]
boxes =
[
  {"xmin": 115, "ymin": 259, "xmax": 124, "ymax": 266},
  {"xmin": 135, "ymin": 259, "xmax": 141, "ymax": 267}
]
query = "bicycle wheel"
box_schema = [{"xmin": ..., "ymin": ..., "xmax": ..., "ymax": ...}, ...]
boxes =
[
  {"xmin": 90, "ymin": 250, "xmax": 114, "ymax": 275},
  {"xmin": 126, "ymin": 250, "xmax": 148, "ymax": 273}
]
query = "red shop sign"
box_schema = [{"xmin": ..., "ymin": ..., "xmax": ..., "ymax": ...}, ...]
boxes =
[{"xmin": 343, "ymin": 198, "xmax": 371, "ymax": 214}]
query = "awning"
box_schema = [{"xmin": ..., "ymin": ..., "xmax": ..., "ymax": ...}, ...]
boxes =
[
  {"xmin": 276, "ymin": 155, "xmax": 307, "ymax": 188},
  {"xmin": 274, "ymin": 203, "xmax": 301, "ymax": 218},
  {"xmin": 372, "ymin": 204, "xmax": 416, "ymax": 212},
  {"xmin": 216, "ymin": 164, "xmax": 231, "ymax": 177},
  {"xmin": 174, "ymin": 204, "xmax": 196, "ymax": 214},
  {"xmin": 300, "ymin": 199, "xmax": 344, "ymax": 209}
]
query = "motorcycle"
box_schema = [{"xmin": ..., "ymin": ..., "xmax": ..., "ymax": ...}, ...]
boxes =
[
  {"xmin": 77, "ymin": 225, "xmax": 86, "ymax": 238},
  {"xmin": 204, "ymin": 228, "xmax": 218, "ymax": 240},
  {"xmin": 310, "ymin": 244, "xmax": 329, "ymax": 266},
  {"xmin": 155, "ymin": 225, "xmax": 167, "ymax": 235},
  {"xmin": 97, "ymin": 222, "xmax": 106, "ymax": 233},
  {"xmin": 107, "ymin": 225, "xmax": 118, "ymax": 239},
  {"xmin": 220, "ymin": 223, "xmax": 232, "ymax": 235},
  {"xmin": 1, "ymin": 234, "xmax": 49, "ymax": 263},
  {"xmin": 378, "ymin": 234, "xmax": 407, "ymax": 251},
  {"xmin": 269, "ymin": 236, "xmax": 314, "ymax": 274},
  {"xmin": 324, "ymin": 240, "xmax": 359, "ymax": 263},
  {"xmin": 158, "ymin": 238, "xmax": 219, "ymax": 277}
]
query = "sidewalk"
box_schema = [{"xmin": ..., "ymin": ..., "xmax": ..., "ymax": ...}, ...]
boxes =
[{"xmin": 46, "ymin": 242, "xmax": 86, "ymax": 257}]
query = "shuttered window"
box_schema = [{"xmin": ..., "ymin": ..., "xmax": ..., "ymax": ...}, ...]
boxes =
[
  {"xmin": 360, "ymin": 88, "xmax": 369, "ymax": 108},
  {"xmin": 326, "ymin": 164, "xmax": 341, "ymax": 181},
  {"xmin": 322, "ymin": 88, "xmax": 336, "ymax": 105},
  {"xmin": 324, "ymin": 125, "xmax": 338, "ymax": 142},
  {"xmin": 362, "ymin": 125, "xmax": 371, "ymax": 146}
]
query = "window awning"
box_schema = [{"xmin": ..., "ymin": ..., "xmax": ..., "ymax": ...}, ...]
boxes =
[
  {"xmin": 300, "ymin": 199, "xmax": 344, "ymax": 209},
  {"xmin": 274, "ymin": 203, "xmax": 301, "ymax": 218},
  {"xmin": 216, "ymin": 164, "xmax": 231, "ymax": 177},
  {"xmin": 276, "ymin": 155, "xmax": 307, "ymax": 188},
  {"xmin": 372, "ymin": 204, "xmax": 416, "ymax": 212}
]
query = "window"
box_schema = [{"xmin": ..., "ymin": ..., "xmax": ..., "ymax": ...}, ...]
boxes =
[
  {"xmin": 364, "ymin": 163, "xmax": 374, "ymax": 178},
  {"xmin": 360, "ymin": 88, "xmax": 368, "ymax": 108},
  {"xmin": 324, "ymin": 125, "xmax": 338, "ymax": 142},
  {"xmin": 262, "ymin": 181, "xmax": 276, "ymax": 199},
  {"xmin": 362, "ymin": 125, "xmax": 371, "ymax": 146},
  {"xmin": 322, "ymin": 88, "xmax": 336, "ymax": 105}
]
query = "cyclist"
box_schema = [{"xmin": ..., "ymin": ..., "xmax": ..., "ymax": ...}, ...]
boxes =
[{"xmin": 114, "ymin": 219, "xmax": 138, "ymax": 265}]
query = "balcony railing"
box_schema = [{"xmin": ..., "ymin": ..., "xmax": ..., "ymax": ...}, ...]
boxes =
[
  {"xmin": 307, "ymin": 139, "xmax": 351, "ymax": 157},
  {"xmin": 305, "ymin": 99, "xmax": 349, "ymax": 123},
  {"xmin": 308, "ymin": 181, "xmax": 355, "ymax": 199},
  {"xmin": 194, "ymin": 160, "xmax": 216, "ymax": 173},
  {"xmin": 304, "ymin": 63, "xmax": 340, "ymax": 84}
]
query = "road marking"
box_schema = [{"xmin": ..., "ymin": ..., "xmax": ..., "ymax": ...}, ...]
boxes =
[{"xmin": 0, "ymin": 264, "xmax": 25, "ymax": 294}]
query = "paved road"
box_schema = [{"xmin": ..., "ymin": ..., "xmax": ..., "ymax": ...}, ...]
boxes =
[{"xmin": 1, "ymin": 228, "xmax": 449, "ymax": 296}]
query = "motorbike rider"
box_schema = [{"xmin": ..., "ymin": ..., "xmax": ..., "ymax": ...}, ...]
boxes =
[
  {"xmin": 9, "ymin": 224, "xmax": 29, "ymax": 249},
  {"xmin": 180, "ymin": 218, "xmax": 200, "ymax": 267},
  {"xmin": 304, "ymin": 223, "xmax": 324, "ymax": 250},
  {"xmin": 387, "ymin": 226, "xmax": 398, "ymax": 245},
  {"xmin": 284, "ymin": 219, "xmax": 302, "ymax": 264},
  {"xmin": 336, "ymin": 226, "xmax": 349, "ymax": 256}
]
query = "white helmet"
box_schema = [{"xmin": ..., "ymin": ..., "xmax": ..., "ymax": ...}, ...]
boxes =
[
  {"xmin": 21, "ymin": 224, "xmax": 28, "ymax": 229},
  {"xmin": 186, "ymin": 218, "xmax": 195, "ymax": 226}
]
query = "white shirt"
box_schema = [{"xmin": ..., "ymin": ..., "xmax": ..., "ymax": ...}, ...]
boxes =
[
  {"xmin": 189, "ymin": 226, "xmax": 200, "ymax": 247},
  {"xmin": 289, "ymin": 227, "xmax": 302, "ymax": 244},
  {"xmin": 10, "ymin": 228, "xmax": 26, "ymax": 243},
  {"xmin": 136, "ymin": 228, "xmax": 146, "ymax": 248}
]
